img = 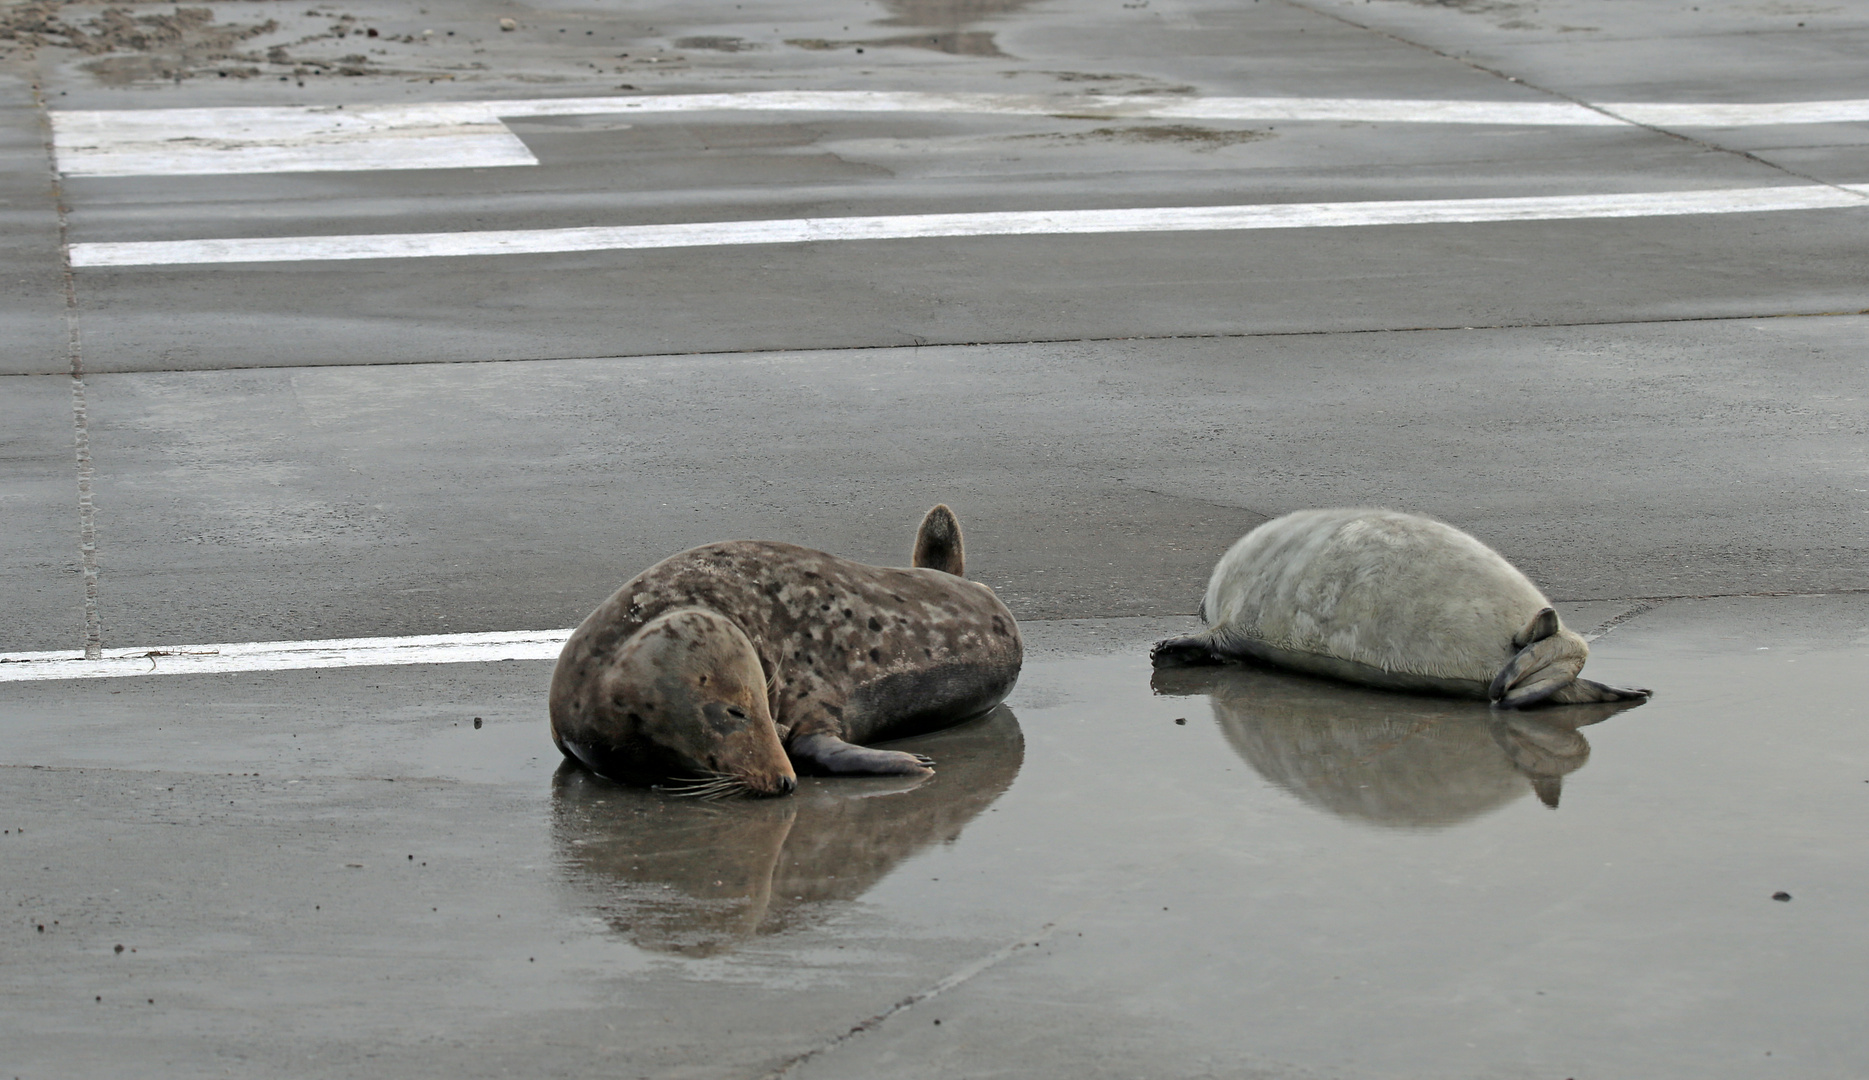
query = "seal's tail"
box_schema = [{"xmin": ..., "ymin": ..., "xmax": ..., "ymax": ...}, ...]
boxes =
[{"xmin": 913, "ymin": 504, "xmax": 965, "ymax": 577}]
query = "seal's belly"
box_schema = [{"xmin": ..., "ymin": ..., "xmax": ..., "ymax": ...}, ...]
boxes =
[
  {"xmin": 838, "ymin": 659, "xmax": 1019, "ymax": 743},
  {"xmin": 1231, "ymin": 639, "xmax": 1493, "ymax": 700}
]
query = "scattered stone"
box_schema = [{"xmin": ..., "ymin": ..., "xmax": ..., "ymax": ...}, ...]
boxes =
[{"xmin": 1772, "ymin": 891, "xmax": 1792, "ymax": 901}]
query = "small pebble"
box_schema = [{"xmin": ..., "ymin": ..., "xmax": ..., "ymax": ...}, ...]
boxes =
[
  {"xmin": 1772, "ymin": 891, "xmax": 1792, "ymax": 901},
  {"xmin": 499, "ymin": 17, "xmax": 517, "ymax": 31},
  {"xmin": 474, "ymin": 717, "xmax": 483, "ymax": 729}
]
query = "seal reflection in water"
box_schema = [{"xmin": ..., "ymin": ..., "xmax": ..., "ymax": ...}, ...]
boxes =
[
  {"xmin": 551, "ymin": 706, "xmax": 1023, "ymax": 955},
  {"xmin": 1154, "ymin": 665, "xmax": 1635, "ymax": 826},
  {"xmin": 1152, "ymin": 508, "xmax": 1650, "ymax": 709},
  {"xmin": 550, "ymin": 505, "xmax": 1023, "ymax": 795}
]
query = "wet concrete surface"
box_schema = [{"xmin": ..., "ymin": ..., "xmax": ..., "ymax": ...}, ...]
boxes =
[
  {"xmin": 5, "ymin": 2, "xmax": 1863, "ymax": 375},
  {"xmin": 2, "ymin": 316, "xmax": 1853, "ymax": 651},
  {"xmin": 4, "ymin": 0, "xmax": 1868, "ymax": 1074},
  {"xmin": 4, "ymin": 606, "xmax": 1866, "ymax": 1079}
]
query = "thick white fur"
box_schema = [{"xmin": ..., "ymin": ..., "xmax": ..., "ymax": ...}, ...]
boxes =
[{"xmin": 1203, "ymin": 508, "xmax": 1574, "ymax": 684}]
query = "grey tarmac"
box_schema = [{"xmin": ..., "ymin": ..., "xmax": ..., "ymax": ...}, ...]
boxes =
[{"xmin": 1, "ymin": 0, "xmax": 1865, "ymax": 1077}]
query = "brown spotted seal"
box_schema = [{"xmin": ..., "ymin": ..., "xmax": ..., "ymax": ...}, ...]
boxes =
[
  {"xmin": 549, "ymin": 505, "xmax": 1023, "ymax": 796},
  {"xmin": 1150, "ymin": 508, "xmax": 1649, "ymax": 709}
]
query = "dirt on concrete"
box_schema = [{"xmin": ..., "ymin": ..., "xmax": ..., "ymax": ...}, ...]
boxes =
[{"xmin": 1, "ymin": 3, "xmax": 278, "ymax": 81}]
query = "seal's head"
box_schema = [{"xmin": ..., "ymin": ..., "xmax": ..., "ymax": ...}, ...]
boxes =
[{"xmin": 566, "ymin": 608, "xmax": 796, "ymax": 798}]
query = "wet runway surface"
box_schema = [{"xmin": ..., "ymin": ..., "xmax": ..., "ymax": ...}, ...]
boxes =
[
  {"xmin": 4, "ymin": 607, "xmax": 1867, "ymax": 1078},
  {"xmin": 4, "ymin": 0, "xmax": 1868, "ymax": 1075}
]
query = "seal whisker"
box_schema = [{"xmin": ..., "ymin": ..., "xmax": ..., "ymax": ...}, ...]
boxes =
[
  {"xmin": 660, "ymin": 772, "xmax": 734, "ymax": 794},
  {"xmin": 660, "ymin": 770, "xmax": 760, "ymax": 800}
]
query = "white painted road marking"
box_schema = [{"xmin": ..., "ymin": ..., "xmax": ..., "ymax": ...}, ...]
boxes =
[
  {"xmin": 50, "ymin": 92, "xmax": 1869, "ymax": 176},
  {"xmin": 0, "ymin": 629, "xmax": 570, "ymax": 682},
  {"xmin": 67, "ymin": 184, "xmax": 1869, "ymax": 267}
]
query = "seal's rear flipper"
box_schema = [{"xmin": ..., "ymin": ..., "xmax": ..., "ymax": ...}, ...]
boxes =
[
  {"xmin": 913, "ymin": 504, "xmax": 965, "ymax": 577},
  {"xmin": 1546, "ymin": 678, "xmax": 1651, "ymax": 705},
  {"xmin": 789, "ymin": 732, "xmax": 934, "ymax": 776},
  {"xmin": 1150, "ymin": 635, "xmax": 1224, "ymax": 668}
]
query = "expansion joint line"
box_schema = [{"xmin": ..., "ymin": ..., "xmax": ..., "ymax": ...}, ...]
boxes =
[
  {"xmin": 1277, "ymin": 0, "xmax": 1869, "ymax": 199},
  {"xmin": 759, "ymin": 925, "xmax": 1062, "ymax": 1079},
  {"xmin": 757, "ymin": 841, "xmax": 1212, "ymax": 1079},
  {"xmin": 31, "ymin": 69, "xmax": 102, "ymax": 660}
]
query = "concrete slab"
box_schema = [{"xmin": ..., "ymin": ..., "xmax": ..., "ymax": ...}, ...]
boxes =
[
  {"xmin": 0, "ymin": 375, "xmax": 84, "ymax": 651},
  {"xmin": 76, "ymin": 315, "xmax": 1869, "ymax": 648},
  {"xmin": 3, "ymin": 606, "xmax": 1866, "ymax": 1079},
  {"xmin": 4, "ymin": 0, "xmax": 1868, "ymax": 1074},
  {"xmin": 1300, "ymin": 0, "xmax": 1869, "ymax": 101},
  {"xmin": 0, "ymin": 79, "xmax": 69, "ymax": 377}
]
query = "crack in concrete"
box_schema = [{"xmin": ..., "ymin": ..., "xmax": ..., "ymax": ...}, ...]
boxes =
[
  {"xmin": 1579, "ymin": 599, "xmax": 1662, "ymax": 641},
  {"xmin": 760, "ymin": 929, "xmax": 1060, "ymax": 1078},
  {"xmin": 31, "ymin": 66, "xmax": 102, "ymax": 660},
  {"xmin": 1, "ymin": 307, "xmax": 1861, "ymax": 380},
  {"xmin": 1559, "ymin": 588, "xmax": 1869, "ymax": 605},
  {"xmin": 760, "ymin": 838, "xmax": 1218, "ymax": 1077}
]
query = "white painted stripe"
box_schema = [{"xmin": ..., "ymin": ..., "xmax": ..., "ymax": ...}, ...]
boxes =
[
  {"xmin": 55, "ymin": 91, "xmax": 1869, "ymax": 177},
  {"xmin": 1607, "ymin": 98, "xmax": 1869, "ymax": 127},
  {"xmin": 52, "ymin": 103, "xmax": 538, "ymax": 177},
  {"xmin": 498, "ymin": 91, "xmax": 1624, "ymax": 126},
  {"xmin": 67, "ymin": 184, "xmax": 1869, "ymax": 267},
  {"xmin": 0, "ymin": 629, "xmax": 571, "ymax": 683}
]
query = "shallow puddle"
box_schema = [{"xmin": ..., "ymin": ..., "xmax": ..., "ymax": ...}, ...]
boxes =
[
  {"xmin": 529, "ymin": 636, "xmax": 1868, "ymax": 1074},
  {"xmin": 6, "ymin": 623, "xmax": 1861, "ymax": 1075}
]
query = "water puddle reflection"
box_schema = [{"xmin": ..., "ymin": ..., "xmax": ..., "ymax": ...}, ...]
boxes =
[
  {"xmin": 784, "ymin": 0, "xmax": 1040, "ymax": 57},
  {"xmin": 551, "ymin": 707, "xmax": 1022, "ymax": 955},
  {"xmin": 1153, "ymin": 665, "xmax": 1642, "ymax": 828},
  {"xmin": 878, "ymin": 0, "xmax": 1042, "ymax": 26}
]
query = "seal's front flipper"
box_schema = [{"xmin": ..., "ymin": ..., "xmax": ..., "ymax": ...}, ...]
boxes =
[
  {"xmin": 1491, "ymin": 613, "xmax": 1586, "ymax": 709},
  {"xmin": 912, "ymin": 504, "xmax": 965, "ymax": 578},
  {"xmin": 1150, "ymin": 635, "xmax": 1224, "ymax": 668},
  {"xmin": 788, "ymin": 732, "xmax": 935, "ymax": 776},
  {"xmin": 1492, "ymin": 608, "xmax": 1652, "ymax": 709}
]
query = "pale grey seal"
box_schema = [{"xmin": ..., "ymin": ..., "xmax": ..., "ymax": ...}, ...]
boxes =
[{"xmin": 1151, "ymin": 508, "xmax": 1649, "ymax": 709}]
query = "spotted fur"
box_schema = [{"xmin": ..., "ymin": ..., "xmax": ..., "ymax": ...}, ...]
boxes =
[{"xmin": 551, "ymin": 509, "xmax": 1022, "ymax": 792}]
